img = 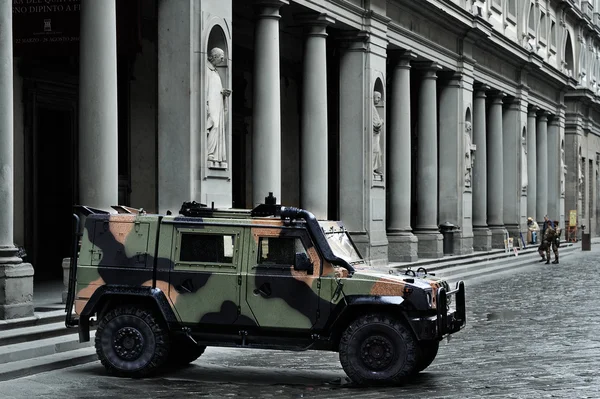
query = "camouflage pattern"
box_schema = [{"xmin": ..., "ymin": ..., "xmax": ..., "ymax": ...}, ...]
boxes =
[{"xmin": 72, "ymin": 208, "xmax": 461, "ymax": 343}]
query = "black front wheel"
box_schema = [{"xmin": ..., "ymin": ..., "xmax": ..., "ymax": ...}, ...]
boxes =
[
  {"xmin": 95, "ymin": 306, "xmax": 170, "ymax": 378},
  {"xmin": 167, "ymin": 336, "xmax": 206, "ymax": 367},
  {"xmin": 339, "ymin": 314, "xmax": 417, "ymax": 385},
  {"xmin": 414, "ymin": 340, "xmax": 439, "ymax": 373}
]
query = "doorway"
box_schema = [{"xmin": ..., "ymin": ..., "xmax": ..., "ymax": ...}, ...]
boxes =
[{"xmin": 24, "ymin": 76, "xmax": 78, "ymax": 281}]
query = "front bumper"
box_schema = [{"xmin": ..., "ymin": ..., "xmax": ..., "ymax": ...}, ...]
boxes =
[{"xmin": 407, "ymin": 280, "xmax": 466, "ymax": 340}]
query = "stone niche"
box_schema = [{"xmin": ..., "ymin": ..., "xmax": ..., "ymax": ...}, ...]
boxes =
[{"xmin": 201, "ymin": 12, "xmax": 233, "ymax": 208}]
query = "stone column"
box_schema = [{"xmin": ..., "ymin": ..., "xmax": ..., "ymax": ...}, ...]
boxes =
[
  {"xmin": 502, "ymin": 99, "xmax": 520, "ymax": 238},
  {"xmin": 536, "ymin": 111, "xmax": 549, "ymax": 221},
  {"xmin": 252, "ymin": 0, "xmax": 288, "ymax": 205},
  {"xmin": 79, "ymin": 0, "xmax": 119, "ymax": 208},
  {"xmin": 0, "ymin": 0, "xmax": 34, "ymax": 319},
  {"xmin": 438, "ymin": 74, "xmax": 464, "ymax": 254},
  {"xmin": 414, "ymin": 64, "xmax": 443, "ymax": 258},
  {"xmin": 527, "ymin": 106, "xmax": 538, "ymax": 219},
  {"xmin": 547, "ymin": 117, "xmax": 560, "ymax": 220},
  {"xmin": 487, "ymin": 92, "xmax": 507, "ymax": 248},
  {"xmin": 387, "ymin": 53, "xmax": 418, "ymax": 262},
  {"xmin": 299, "ymin": 14, "xmax": 333, "ymax": 219},
  {"xmin": 472, "ymin": 88, "xmax": 491, "ymax": 250}
]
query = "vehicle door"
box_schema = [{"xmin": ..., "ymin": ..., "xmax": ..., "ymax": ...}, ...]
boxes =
[
  {"xmin": 169, "ymin": 225, "xmax": 245, "ymax": 325},
  {"xmin": 244, "ymin": 227, "xmax": 325, "ymax": 330}
]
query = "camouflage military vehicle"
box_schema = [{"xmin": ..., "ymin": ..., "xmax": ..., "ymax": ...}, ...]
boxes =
[{"xmin": 65, "ymin": 193, "xmax": 465, "ymax": 385}]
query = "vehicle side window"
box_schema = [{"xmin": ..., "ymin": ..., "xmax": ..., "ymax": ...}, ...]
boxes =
[
  {"xmin": 180, "ymin": 233, "xmax": 235, "ymax": 264},
  {"xmin": 257, "ymin": 237, "xmax": 307, "ymax": 267}
]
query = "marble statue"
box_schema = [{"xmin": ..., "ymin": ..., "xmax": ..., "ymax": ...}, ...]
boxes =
[
  {"xmin": 578, "ymin": 159, "xmax": 584, "ymax": 198},
  {"xmin": 521, "ymin": 131, "xmax": 528, "ymax": 192},
  {"xmin": 464, "ymin": 121, "xmax": 476, "ymax": 188},
  {"xmin": 372, "ymin": 91, "xmax": 383, "ymax": 178},
  {"xmin": 206, "ymin": 47, "xmax": 231, "ymax": 168},
  {"xmin": 561, "ymin": 147, "xmax": 566, "ymax": 196}
]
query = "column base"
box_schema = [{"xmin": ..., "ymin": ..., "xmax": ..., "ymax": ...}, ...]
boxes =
[
  {"xmin": 452, "ymin": 230, "xmax": 474, "ymax": 255},
  {"xmin": 414, "ymin": 231, "xmax": 443, "ymax": 259},
  {"xmin": 387, "ymin": 232, "xmax": 418, "ymax": 262},
  {"xmin": 0, "ymin": 258, "xmax": 35, "ymax": 320},
  {"xmin": 489, "ymin": 226, "xmax": 508, "ymax": 249},
  {"xmin": 473, "ymin": 227, "xmax": 492, "ymax": 251}
]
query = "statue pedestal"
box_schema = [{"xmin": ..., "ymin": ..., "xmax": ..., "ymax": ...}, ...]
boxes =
[{"xmin": 0, "ymin": 248, "xmax": 34, "ymax": 320}]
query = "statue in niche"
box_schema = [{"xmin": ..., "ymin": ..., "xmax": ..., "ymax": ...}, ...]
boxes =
[
  {"xmin": 560, "ymin": 147, "xmax": 567, "ymax": 197},
  {"xmin": 521, "ymin": 132, "xmax": 528, "ymax": 192},
  {"xmin": 372, "ymin": 91, "xmax": 384, "ymax": 180},
  {"xmin": 578, "ymin": 159, "xmax": 584, "ymax": 199},
  {"xmin": 206, "ymin": 47, "xmax": 231, "ymax": 169},
  {"xmin": 464, "ymin": 121, "xmax": 476, "ymax": 188}
]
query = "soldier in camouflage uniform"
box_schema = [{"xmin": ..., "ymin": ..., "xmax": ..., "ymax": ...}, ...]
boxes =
[
  {"xmin": 538, "ymin": 220, "xmax": 556, "ymax": 264},
  {"xmin": 550, "ymin": 220, "xmax": 561, "ymax": 264}
]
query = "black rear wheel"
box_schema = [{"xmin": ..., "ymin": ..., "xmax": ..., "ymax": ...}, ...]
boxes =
[
  {"xmin": 95, "ymin": 306, "xmax": 170, "ymax": 377},
  {"xmin": 339, "ymin": 314, "xmax": 417, "ymax": 385}
]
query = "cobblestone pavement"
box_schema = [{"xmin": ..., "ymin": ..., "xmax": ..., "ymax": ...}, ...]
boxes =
[{"xmin": 1, "ymin": 245, "xmax": 600, "ymax": 399}]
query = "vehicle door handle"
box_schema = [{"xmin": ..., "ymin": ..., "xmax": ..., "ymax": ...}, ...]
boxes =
[{"xmin": 254, "ymin": 283, "xmax": 272, "ymax": 298}]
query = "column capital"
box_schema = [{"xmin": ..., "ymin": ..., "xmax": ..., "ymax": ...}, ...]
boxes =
[
  {"xmin": 503, "ymin": 96, "xmax": 521, "ymax": 110},
  {"xmin": 488, "ymin": 90, "xmax": 505, "ymax": 104},
  {"xmin": 413, "ymin": 61, "xmax": 442, "ymax": 79},
  {"xmin": 537, "ymin": 110, "xmax": 549, "ymax": 121},
  {"xmin": 474, "ymin": 83, "xmax": 490, "ymax": 96},
  {"xmin": 296, "ymin": 13, "xmax": 335, "ymax": 32},
  {"xmin": 336, "ymin": 31, "xmax": 369, "ymax": 52},
  {"xmin": 548, "ymin": 115, "xmax": 562, "ymax": 126},
  {"xmin": 389, "ymin": 50, "xmax": 417, "ymax": 69},
  {"xmin": 528, "ymin": 105, "xmax": 539, "ymax": 116},
  {"xmin": 254, "ymin": 0, "xmax": 289, "ymax": 18}
]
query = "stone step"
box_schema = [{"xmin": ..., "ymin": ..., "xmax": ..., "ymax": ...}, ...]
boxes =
[
  {"xmin": 0, "ymin": 309, "xmax": 65, "ymax": 332},
  {"xmin": 0, "ymin": 346, "xmax": 97, "ymax": 382},
  {"xmin": 0, "ymin": 331, "xmax": 95, "ymax": 365},
  {"xmin": 389, "ymin": 242, "xmax": 576, "ymax": 273},
  {"xmin": 435, "ymin": 248, "xmax": 577, "ymax": 284},
  {"xmin": 0, "ymin": 321, "xmax": 81, "ymax": 347}
]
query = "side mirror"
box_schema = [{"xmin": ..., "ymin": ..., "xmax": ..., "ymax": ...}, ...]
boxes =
[{"xmin": 294, "ymin": 252, "xmax": 313, "ymax": 275}]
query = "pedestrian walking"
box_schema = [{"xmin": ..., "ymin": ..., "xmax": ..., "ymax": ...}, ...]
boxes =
[{"xmin": 538, "ymin": 220, "xmax": 556, "ymax": 264}]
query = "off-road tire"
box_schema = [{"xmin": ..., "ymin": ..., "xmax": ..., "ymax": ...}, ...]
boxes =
[
  {"xmin": 414, "ymin": 340, "xmax": 439, "ymax": 373},
  {"xmin": 167, "ymin": 336, "xmax": 206, "ymax": 366},
  {"xmin": 95, "ymin": 306, "xmax": 170, "ymax": 378},
  {"xmin": 339, "ymin": 314, "xmax": 417, "ymax": 385}
]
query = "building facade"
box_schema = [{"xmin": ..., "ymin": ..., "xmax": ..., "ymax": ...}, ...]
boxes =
[{"xmin": 2, "ymin": 0, "xmax": 600, "ymax": 318}]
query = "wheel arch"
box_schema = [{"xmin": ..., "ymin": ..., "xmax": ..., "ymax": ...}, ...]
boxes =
[
  {"xmin": 78, "ymin": 285, "xmax": 177, "ymax": 342},
  {"xmin": 326, "ymin": 296, "xmax": 411, "ymax": 350}
]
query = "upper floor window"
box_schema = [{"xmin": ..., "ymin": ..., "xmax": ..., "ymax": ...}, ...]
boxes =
[
  {"xmin": 540, "ymin": 12, "xmax": 547, "ymax": 40},
  {"xmin": 179, "ymin": 233, "xmax": 235, "ymax": 264},
  {"xmin": 550, "ymin": 21, "xmax": 556, "ymax": 48},
  {"xmin": 507, "ymin": 0, "xmax": 516, "ymax": 16},
  {"xmin": 528, "ymin": 3, "xmax": 536, "ymax": 33}
]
